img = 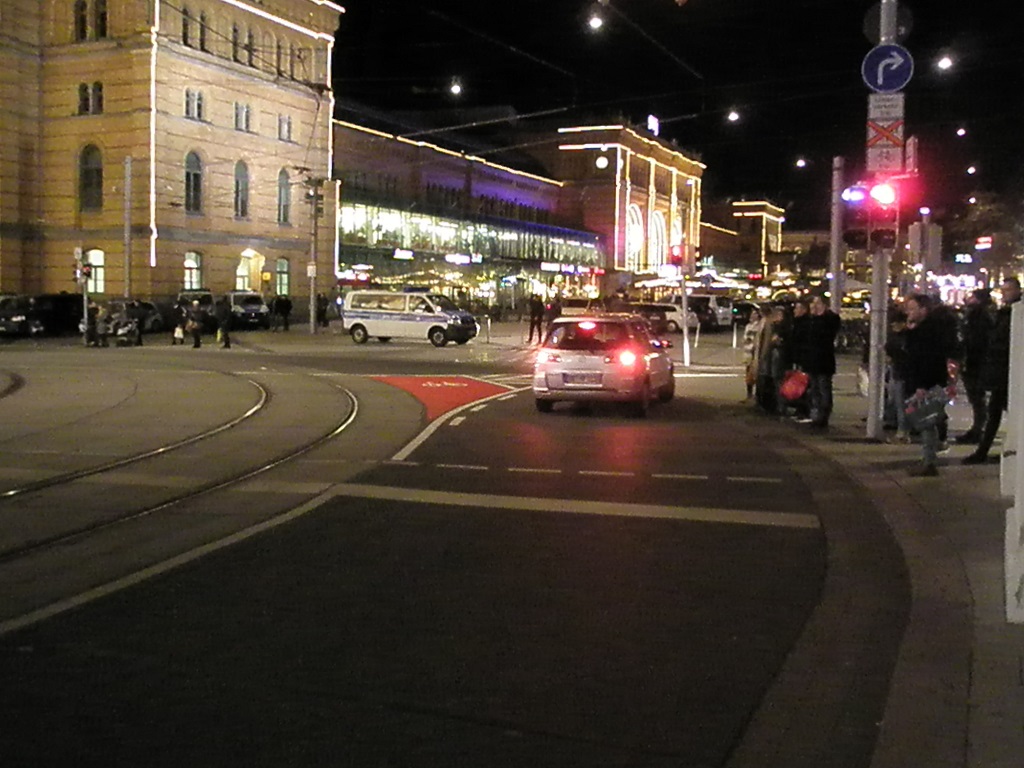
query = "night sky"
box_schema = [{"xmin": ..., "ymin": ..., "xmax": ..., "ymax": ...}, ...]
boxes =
[{"xmin": 333, "ymin": 1, "xmax": 1022, "ymax": 229}]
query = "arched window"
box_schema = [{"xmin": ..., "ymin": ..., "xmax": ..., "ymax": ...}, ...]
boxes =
[
  {"xmin": 79, "ymin": 145, "xmax": 103, "ymax": 211},
  {"xmin": 183, "ymin": 251, "xmax": 202, "ymax": 290},
  {"xmin": 235, "ymin": 258, "xmax": 250, "ymax": 290},
  {"xmin": 231, "ymin": 24, "xmax": 241, "ymax": 62},
  {"xmin": 73, "ymin": 1, "xmax": 88, "ymax": 41},
  {"xmin": 650, "ymin": 211, "xmax": 667, "ymax": 269},
  {"xmin": 182, "ymin": 8, "xmax": 192, "ymax": 46},
  {"xmin": 275, "ymin": 40, "xmax": 284, "ymax": 75},
  {"xmin": 233, "ymin": 161, "xmax": 249, "ymax": 218},
  {"xmin": 78, "ymin": 83, "xmax": 91, "ymax": 114},
  {"xmin": 275, "ymin": 258, "xmax": 290, "ymax": 296},
  {"xmin": 198, "ymin": 13, "xmax": 208, "ymax": 52},
  {"xmin": 277, "ymin": 169, "xmax": 291, "ymax": 224},
  {"xmin": 85, "ymin": 249, "xmax": 105, "ymax": 293},
  {"xmin": 184, "ymin": 152, "xmax": 202, "ymax": 213},
  {"xmin": 246, "ymin": 29, "xmax": 255, "ymax": 67},
  {"xmin": 93, "ymin": 0, "xmax": 107, "ymax": 39},
  {"xmin": 625, "ymin": 203, "xmax": 644, "ymax": 270}
]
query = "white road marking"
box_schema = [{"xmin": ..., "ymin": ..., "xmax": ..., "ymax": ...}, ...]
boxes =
[
  {"xmin": 331, "ymin": 483, "xmax": 821, "ymax": 530},
  {"xmin": 578, "ymin": 470, "xmax": 634, "ymax": 477},
  {"xmin": 497, "ymin": 394, "xmax": 518, "ymax": 401},
  {"xmin": 436, "ymin": 463, "xmax": 488, "ymax": 471},
  {"xmin": 449, "ymin": 416, "xmax": 466, "ymax": 426},
  {"xmin": 507, "ymin": 467, "xmax": 562, "ymax": 475},
  {"xmin": 469, "ymin": 404, "xmax": 488, "ymax": 412},
  {"xmin": 382, "ymin": 459, "xmax": 419, "ymax": 466},
  {"xmin": 727, "ymin": 476, "xmax": 784, "ymax": 484},
  {"xmin": 652, "ymin": 473, "xmax": 710, "ymax": 481}
]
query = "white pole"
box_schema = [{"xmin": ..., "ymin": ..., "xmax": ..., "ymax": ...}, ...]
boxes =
[
  {"xmin": 1006, "ymin": 303, "xmax": 1024, "ymax": 622},
  {"xmin": 829, "ymin": 156, "xmax": 844, "ymax": 313},
  {"xmin": 123, "ymin": 156, "xmax": 132, "ymax": 299}
]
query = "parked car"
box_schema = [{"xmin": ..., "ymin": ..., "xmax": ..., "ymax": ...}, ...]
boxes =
[
  {"xmin": 559, "ymin": 297, "xmax": 604, "ymax": 316},
  {"xmin": 626, "ymin": 304, "xmax": 671, "ymax": 337},
  {"xmin": 532, "ymin": 314, "xmax": 675, "ymax": 417},
  {"xmin": 631, "ymin": 302, "xmax": 697, "ymax": 333},
  {"xmin": 731, "ymin": 300, "xmax": 759, "ymax": 326},
  {"xmin": 342, "ymin": 290, "xmax": 477, "ymax": 346},
  {"xmin": 0, "ymin": 293, "xmax": 83, "ymax": 336},
  {"xmin": 225, "ymin": 290, "xmax": 271, "ymax": 330},
  {"xmin": 175, "ymin": 289, "xmax": 216, "ymax": 332},
  {"xmin": 106, "ymin": 299, "xmax": 164, "ymax": 333},
  {"xmin": 684, "ymin": 294, "xmax": 735, "ymax": 329}
]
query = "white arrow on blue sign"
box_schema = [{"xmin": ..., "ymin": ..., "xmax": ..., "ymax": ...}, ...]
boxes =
[{"xmin": 861, "ymin": 43, "xmax": 914, "ymax": 93}]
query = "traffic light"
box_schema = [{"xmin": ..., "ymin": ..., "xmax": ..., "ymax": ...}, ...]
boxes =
[
  {"xmin": 668, "ymin": 244, "xmax": 684, "ymax": 266},
  {"xmin": 81, "ymin": 264, "xmax": 92, "ymax": 279},
  {"xmin": 868, "ymin": 181, "xmax": 898, "ymax": 249},
  {"xmin": 842, "ymin": 185, "xmax": 869, "ymax": 249}
]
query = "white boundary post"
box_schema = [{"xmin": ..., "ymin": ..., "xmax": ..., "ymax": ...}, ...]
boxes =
[{"xmin": 1004, "ymin": 303, "xmax": 1024, "ymax": 622}]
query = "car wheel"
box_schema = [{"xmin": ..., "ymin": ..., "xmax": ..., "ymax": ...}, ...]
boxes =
[
  {"xmin": 657, "ymin": 376, "xmax": 676, "ymax": 402},
  {"xmin": 350, "ymin": 325, "xmax": 369, "ymax": 344},
  {"xmin": 666, "ymin": 320, "xmax": 680, "ymax": 333},
  {"xmin": 377, "ymin": 336, "xmax": 392, "ymax": 343},
  {"xmin": 428, "ymin": 327, "xmax": 448, "ymax": 347},
  {"xmin": 630, "ymin": 380, "xmax": 651, "ymax": 418},
  {"xmin": 535, "ymin": 399, "xmax": 553, "ymax": 413}
]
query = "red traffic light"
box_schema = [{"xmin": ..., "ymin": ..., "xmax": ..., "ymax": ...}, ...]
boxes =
[{"xmin": 869, "ymin": 182, "xmax": 897, "ymax": 207}]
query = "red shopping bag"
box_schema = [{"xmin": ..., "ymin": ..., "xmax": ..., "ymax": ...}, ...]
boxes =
[{"xmin": 778, "ymin": 370, "xmax": 809, "ymax": 402}]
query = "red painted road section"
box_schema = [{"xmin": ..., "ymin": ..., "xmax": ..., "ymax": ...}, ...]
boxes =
[{"xmin": 372, "ymin": 376, "xmax": 512, "ymax": 422}]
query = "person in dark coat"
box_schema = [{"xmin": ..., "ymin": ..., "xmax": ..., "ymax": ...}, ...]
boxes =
[
  {"xmin": 963, "ymin": 277, "xmax": 1021, "ymax": 464},
  {"xmin": 955, "ymin": 288, "xmax": 995, "ymax": 444},
  {"xmin": 803, "ymin": 295, "xmax": 841, "ymax": 427},
  {"xmin": 213, "ymin": 297, "xmax": 232, "ymax": 349},
  {"xmin": 902, "ymin": 293, "xmax": 952, "ymax": 476},
  {"xmin": 787, "ymin": 299, "xmax": 812, "ymax": 418},
  {"xmin": 278, "ymin": 294, "xmax": 292, "ymax": 331},
  {"xmin": 527, "ymin": 294, "xmax": 545, "ymax": 344},
  {"xmin": 186, "ymin": 300, "xmax": 206, "ymax": 349}
]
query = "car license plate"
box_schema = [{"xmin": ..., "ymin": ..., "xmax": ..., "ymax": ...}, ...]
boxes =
[{"xmin": 563, "ymin": 373, "xmax": 602, "ymax": 386}]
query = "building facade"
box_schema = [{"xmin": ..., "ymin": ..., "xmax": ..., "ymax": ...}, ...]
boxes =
[{"xmin": 0, "ymin": 0, "xmax": 342, "ymax": 305}]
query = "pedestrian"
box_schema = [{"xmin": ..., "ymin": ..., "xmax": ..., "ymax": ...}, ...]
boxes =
[
  {"xmin": 95, "ymin": 307, "xmax": 110, "ymax": 347},
  {"xmin": 742, "ymin": 307, "xmax": 764, "ymax": 400},
  {"xmin": 214, "ymin": 296, "xmax": 232, "ymax": 349},
  {"xmin": 186, "ymin": 299, "xmax": 205, "ymax": 348},
  {"xmin": 902, "ymin": 293, "xmax": 955, "ymax": 476},
  {"xmin": 884, "ymin": 309, "xmax": 911, "ymax": 443},
  {"xmin": 788, "ymin": 299, "xmax": 812, "ymax": 419},
  {"xmin": 85, "ymin": 301, "xmax": 99, "ymax": 346},
  {"xmin": 527, "ymin": 294, "xmax": 545, "ymax": 344},
  {"xmin": 955, "ymin": 288, "xmax": 995, "ymax": 444},
  {"xmin": 801, "ymin": 295, "xmax": 841, "ymax": 427},
  {"xmin": 316, "ymin": 293, "xmax": 329, "ymax": 328},
  {"xmin": 754, "ymin": 304, "xmax": 789, "ymax": 415},
  {"xmin": 278, "ymin": 294, "xmax": 292, "ymax": 331},
  {"xmin": 963, "ymin": 277, "xmax": 1022, "ymax": 464}
]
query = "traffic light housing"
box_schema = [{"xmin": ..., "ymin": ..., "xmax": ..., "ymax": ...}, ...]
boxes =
[
  {"xmin": 842, "ymin": 185, "xmax": 869, "ymax": 248},
  {"xmin": 868, "ymin": 182, "xmax": 898, "ymax": 249},
  {"xmin": 668, "ymin": 244, "xmax": 684, "ymax": 266}
]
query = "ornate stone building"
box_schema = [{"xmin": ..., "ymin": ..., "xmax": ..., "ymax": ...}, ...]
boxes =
[{"xmin": 0, "ymin": 0, "xmax": 342, "ymax": 304}]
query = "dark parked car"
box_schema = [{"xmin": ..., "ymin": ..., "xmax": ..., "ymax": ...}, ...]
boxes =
[
  {"xmin": 107, "ymin": 299, "xmax": 165, "ymax": 333},
  {"xmin": 0, "ymin": 293, "xmax": 83, "ymax": 336},
  {"xmin": 225, "ymin": 290, "xmax": 271, "ymax": 329}
]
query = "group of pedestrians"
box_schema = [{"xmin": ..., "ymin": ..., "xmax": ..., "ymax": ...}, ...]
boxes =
[
  {"xmin": 173, "ymin": 299, "xmax": 231, "ymax": 349},
  {"xmin": 527, "ymin": 294, "xmax": 563, "ymax": 344},
  {"xmin": 742, "ymin": 278, "xmax": 1021, "ymax": 478},
  {"xmin": 744, "ymin": 294, "xmax": 841, "ymax": 429}
]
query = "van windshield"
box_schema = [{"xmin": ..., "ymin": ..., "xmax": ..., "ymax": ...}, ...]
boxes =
[{"xmin": 427, "ymin": 294, "xmax": 459, "ymax": 312}]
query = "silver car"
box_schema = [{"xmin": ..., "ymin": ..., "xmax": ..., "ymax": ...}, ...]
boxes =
[{"xmin": 533, "ymin": 315, "xmax": 675, "ymax": 417}]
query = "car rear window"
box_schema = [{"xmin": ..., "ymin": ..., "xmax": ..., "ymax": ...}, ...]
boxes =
[
  {"xmin": 546, "ymin": 321, "xmax": 630, "ymax": 351},
  {"xmin": 238, "ymin": 296, "xmax": 264, "ymax": 308}
]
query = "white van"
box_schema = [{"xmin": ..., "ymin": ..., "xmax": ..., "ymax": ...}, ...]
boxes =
[
  {"xmin": 681, "ymin": 294, "xmax": 734, "ymax": 329},
  {"xmin": 342, "ymin": 290, "xmax": 478, "ymax": 346}
]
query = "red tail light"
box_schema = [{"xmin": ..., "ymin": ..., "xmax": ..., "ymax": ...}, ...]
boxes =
[{"xmin": 618, "ymin": 350, "xmax": 638, "ymax": 367}]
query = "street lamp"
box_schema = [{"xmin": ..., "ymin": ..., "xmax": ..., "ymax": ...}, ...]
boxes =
[
  {"xmin": 936, "ymin": 54, "xmax": 954, "ymax": 71},
  {"xmin": 726, "ymin": 109, "xmax": 740, "ymax": 123}
]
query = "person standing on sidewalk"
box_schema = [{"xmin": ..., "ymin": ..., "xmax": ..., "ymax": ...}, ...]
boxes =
[
  {"xmin": 903, "ymin": 293, "xmax": 953, "ymax": 476},
  {"xmin": 527, "ymin": 294, "xmax": 545, "ymax": 344},
  {"xmin": 963, "ymin": 277, "xmax": 1021, "ymax": 464},
  {"xmin": 955, "ymin": 288, "xmax": 996, "ymax": 444},
  {"xmin": 214, "ymin": 297, "xmax": 232, "ymax": 349},
  {"xmin": 802, "ymin": 294, "xmax": 841, "ymax": 428},
  {"xmin": 186, "ymin": 300, "xmax": 205, "ymax": 349}
]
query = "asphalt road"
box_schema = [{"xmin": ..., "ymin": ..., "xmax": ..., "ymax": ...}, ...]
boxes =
[{"xmin": 0, "ymin": 333, "xmax": 906, "ymax": 767}]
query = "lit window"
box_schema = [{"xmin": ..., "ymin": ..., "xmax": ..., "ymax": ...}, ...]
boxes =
[
  {"xmin": 184, "ymin": 152, "xmax": 202, "ymax": 213},
  {"xmin": 85, "ymin": 249, "xmax": 105, "ymax": 293},
  {"xmin": 234, "ymin": 161, "xmax": 249, "ymax": 219},
  {"xmin": 275, "ymin": 258, "xmax": 290, "ymax": 296},
  {"xmin": 79, "ymin": 144, "xmax": 103, "ymax": 211},
  {"xmin": 234, "ymin": 102, "xmax": 252, "ymax": 132},
  {"xmin": 184, "ymin": 252, "xmax": 202, "ymax": 290},
  {"xmin": 184, "ymin": 89, "xmax": 204, "ymax": 120},
  {"xmin": 277, "ymin": 115, "xmax": 292, "ymax": 142}
]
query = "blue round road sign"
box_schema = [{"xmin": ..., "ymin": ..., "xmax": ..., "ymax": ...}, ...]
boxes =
[{"xmin": 861, "ymin": 44, "xmax": 914, "ymax": 93}]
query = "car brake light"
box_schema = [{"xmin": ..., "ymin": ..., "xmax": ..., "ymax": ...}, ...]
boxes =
[
  {"xmin": 578, "ymin": 321, "xmax": 596, "ymax": 330},
  {"xmin": 618, "ymin": 350, "xmax": 637, "ymax": 367}
]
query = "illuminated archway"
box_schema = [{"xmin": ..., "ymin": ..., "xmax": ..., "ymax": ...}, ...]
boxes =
[{"xmin": 626, "ymin": 203, "xmax": 644, "ymax": 272}]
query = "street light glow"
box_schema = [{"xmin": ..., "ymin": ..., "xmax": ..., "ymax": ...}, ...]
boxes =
[
  {"xmin": 726, "ymin": 109, "xmax": 740, "ymax": 123},
  {"xmin": 936, "ymin": 55, "xmax": 954, "ymax": 71},
  {"xmin": 795, "ymin": 157, "xmax": 807, "ymax": 169},
  {"xmin": 588, "ymin": 14, "xmax": 604, "ymax": 30},
  {"xmin": 449, "ymin": 78, "xmax": 463, "ymax": 96},
  {"xmin": 956, "ymin": 127, "xmax": 967, "ymax": 137},
  {"xmin": 967, "ymin": 165, "xmax": 977, "ymax": 175}
]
